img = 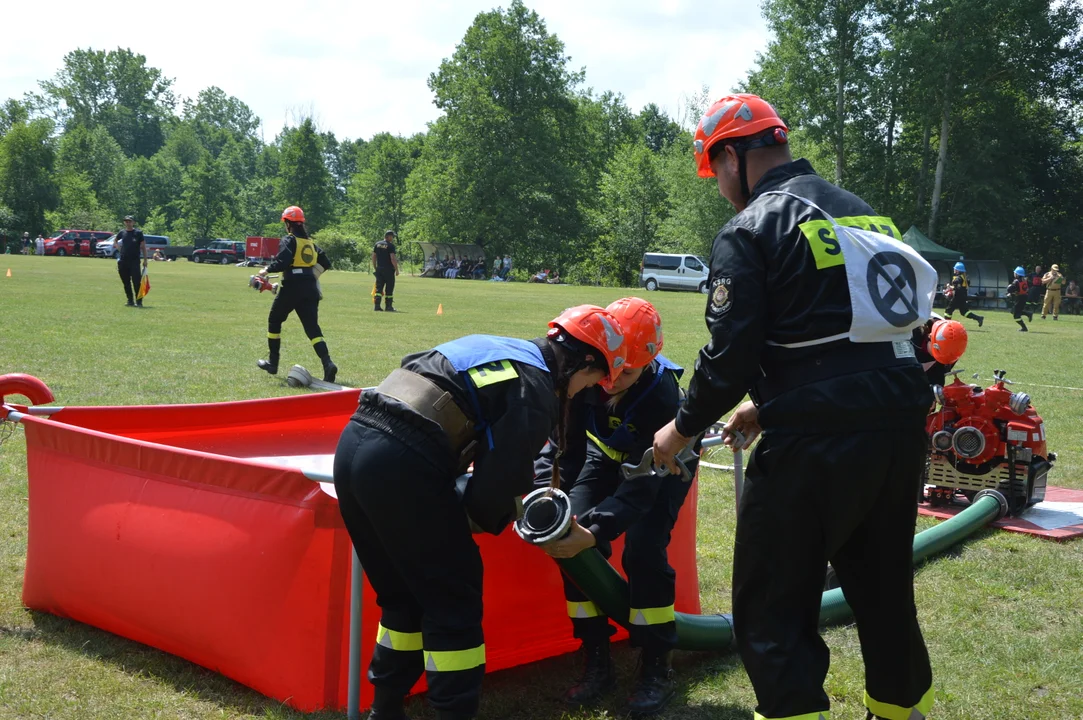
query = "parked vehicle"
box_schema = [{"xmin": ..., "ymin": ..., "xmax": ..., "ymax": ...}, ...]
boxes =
[
  {"xmin": 43, "ymin": 230, "xmax": 114, "ymax": 257},
  {"xmin": 246, "ymin": 236, "xmax": 282, "ymax": 264},
  {"xmin": 639, "ymin": 253, "xmax": 710, "ymax": 293},
  {"xmin": 192, "ymin": 239, "xmax": 246, "ymax": 264},
  {"xmin": 97, "ymin": 234, "xmax": 170, "ymax": 259}
]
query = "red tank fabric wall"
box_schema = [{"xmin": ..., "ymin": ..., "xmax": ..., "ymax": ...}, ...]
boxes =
[{"xmin": 19, "ymin": 395, "xmax": 701, "ymax": 711}]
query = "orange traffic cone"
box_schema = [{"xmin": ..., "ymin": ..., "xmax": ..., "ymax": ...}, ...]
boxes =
[
  {"xmin": 437, "ymin": 303, "xmax": 444, "ymax": 315},
  {"xmin": 5, "ymin": 268, "xmax": 10, "ymax": 277}
]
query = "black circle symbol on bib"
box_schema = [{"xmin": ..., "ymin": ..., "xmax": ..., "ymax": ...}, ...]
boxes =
[
  {"xmin": 867, "ymin": 251, "xmax": 919, "ymax": 327},
  {"xmin": 301, "ymin": 245, "xmax": 315, "ymax": 264}
]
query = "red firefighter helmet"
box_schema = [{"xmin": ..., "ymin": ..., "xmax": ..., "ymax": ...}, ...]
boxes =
[
  {"xmin": 929, "ymin": 319, "xmax": 968, "ymax": 364},
  {"xmin": 693, "ymin": 94, "xmax": 789, "ymax": 178},
  {"xmin": 548, "ymin": 305, "xmax": 627, "ymax": 384},
  {"xmin": 281, "ymin": 206, "xmax": 306, "ymax": 223},
  {"xmin": 605, "ymin": 297, "xmax": 662, "ymax": 369}
]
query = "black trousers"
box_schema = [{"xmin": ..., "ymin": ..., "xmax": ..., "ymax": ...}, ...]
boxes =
[
  {"xmin": 944, "ymin": 293, "xmax": 970, "ymax": 316},
  {"xmin": 334, "ymin": 420, "xmax": 484, "ymax": 720},
  {"xmin": 561, "ymin": 471, "xmax": 692, "ymax": 652},
  {"xmin": 266, "ymin": 280, "xmax": 329, "ymax": 363},
  {"xmin": 374, "ymin": 269, "xmax": 396, "ymax": 305},
  {"xmin": 732, "ymin": 428, "xmax": 933, "ymax": 720},
  {"xmin": 1012, "ymin": 296, "xmax": 1029, "ymax": 320},
  {"xmin": 118, "ymin": 260, "xmax": 141, "ymax": 302}
]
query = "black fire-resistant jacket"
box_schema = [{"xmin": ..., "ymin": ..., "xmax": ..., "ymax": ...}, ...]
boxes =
[
  {"xmin": 353, "ymin": 338, "xmax": 559, "ymax": 535},
  {"xmin": 675, "ymin": 159, "xmax": 932, "ymax": 436}
]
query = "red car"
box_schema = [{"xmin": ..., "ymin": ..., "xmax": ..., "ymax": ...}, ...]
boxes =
[{"xmin": 43, "ymin": 229, "xmax": 114, "ymax": 256}]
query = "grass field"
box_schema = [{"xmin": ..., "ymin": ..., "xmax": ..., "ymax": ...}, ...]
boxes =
[{"xmin": 1, "ymin": 254, "xmax": 1082, "ymax": 720}]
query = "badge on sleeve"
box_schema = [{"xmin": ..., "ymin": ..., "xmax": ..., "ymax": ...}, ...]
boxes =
[{"xmin": 709, "ymin": 277, "xmax": 733, "ymax": 315}]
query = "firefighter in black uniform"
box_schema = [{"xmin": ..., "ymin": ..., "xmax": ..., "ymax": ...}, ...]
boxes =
[
  {"xmin": 540, "ymin": 297, "xmax": 691, "ymax": 717},
  {"xmin": 333, "ymin": 306, "xmax": 627, "ymax": 720},
  {"xmin": 256, "ymin": 205, "xmax": 337, "ymax": 382},
  {"xmin": 114, "ymin": 215, "xmax": 146, "ymax": 307},
  {"xmin": 652, "ymin": 94, "xmax": 935, "ymax": 720},
  {"xmin": 372, "ymin": 230, "xmax": 400, "ymax": 311},
  {"xmin": 944, "ymin": 262, "xmax": 984, "ymax": 327},
  {"xmin": 1007, "ymin": 266, "xmax": 1034, "ymax": 332}
]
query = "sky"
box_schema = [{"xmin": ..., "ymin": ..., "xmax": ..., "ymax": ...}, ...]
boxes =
[{"xmin": 1, "ymin": 0, "xmax": 771, "ymax": 142}]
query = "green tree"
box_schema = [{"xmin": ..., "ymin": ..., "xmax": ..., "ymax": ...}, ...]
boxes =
[
  {"xmin": 411, "ymin": 0, "xmax": 587, "ymax": 267},
  {"xmin": 638, "ymin": 103, "xmax": 682, "ymax": 153},
  {"xmin": 55, "ymin": 124, "xmax": 127, "ymax": 216},
  {"xmin": 276, "ymin": 118, "xmax": 334, "ymax": 232},
  {"xmin": 39, "ymin": 48, "xmax": 176, "ymax": 158},
  {"xmin": 45, "ymin": 170, "xmax": 115, "ymax": 232},
  {"xmin": 656, "ymin": 137, "xmax": 734, "ymax": 256},
  {"xmin": 0, "ymin": 119, "xmax": 58, "ymax": 234},
  {"xmin": 583, "ymin": 144, "xmax": 668, "ymax": 287},
  {"xmin": 184, "ymin": 86, "xmax": 260, "ymax": 158},
  {"xmin": 175, "ymin": 155, "xmax": 233, "ymax": 242},
  {"xmin": 349, "ymin": 133, "xmax": 422, "ymax": 241}
]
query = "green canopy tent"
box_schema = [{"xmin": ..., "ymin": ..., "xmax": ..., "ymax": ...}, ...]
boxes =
[{"xmin": 901, "ymin": 225, "xmax": 962, "ymax": 262}]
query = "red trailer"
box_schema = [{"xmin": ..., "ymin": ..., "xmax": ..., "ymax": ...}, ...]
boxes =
[{"xmin": 246, "ymin": 236, "xmax": 281, "ymax": 264}]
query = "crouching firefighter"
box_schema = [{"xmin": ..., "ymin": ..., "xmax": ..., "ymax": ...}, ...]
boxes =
[
  {"xmin": 332, "ymin": 306, "xmax": 626, "ymax": 720},
  {"xmin": 257, "ymin": 205, "xmax": 337, "ymax": 382},
  {"xmin": 539, "ymin": 297, "xmax": 693, "ymax": 717}
]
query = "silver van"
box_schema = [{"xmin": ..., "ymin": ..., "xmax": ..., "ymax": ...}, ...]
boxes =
[{"xmin": 640, "ymin": 253, "xmax": 710, "ymax": 293}]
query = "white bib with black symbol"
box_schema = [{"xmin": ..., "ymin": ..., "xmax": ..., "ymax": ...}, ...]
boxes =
[{"xmin": 763, "ymin": 191, "xmax": 937, "ymax": 344}]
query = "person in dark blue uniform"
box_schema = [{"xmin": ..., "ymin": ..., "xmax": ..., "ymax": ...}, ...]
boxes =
[
  {"xmin": 653, "ymin": 94, "xmax": 936, "ymax": 720},
  {"xmin": 944, "ymin": 262, "xmax": 984, "ymax": 327},
  {"xmin": 256, "ymin": 205, "xmax": 337, "ymax": 382},
  {"xmin": 1007, "ymin": 266, "xmax": 1034, "ymax": 332},
  {"xmin": 333, "ymin": 306, "xmax": 627, "ymax": 720},
  {"xmin": 539, "ymin": 297, "xmax": 690, "ymax": 717},
  {"xmin": 114, "ymin": 216, "xmax": 146, "ymax": 307},
  {"xmin": 372, "ymin": 230, "xmax": 400, "ymax": 311}
]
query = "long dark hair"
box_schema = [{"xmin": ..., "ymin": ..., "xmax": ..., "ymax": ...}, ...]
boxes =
[
  {"xmin": 547, "ymin": 335, "xmax": 607, "ymax": 491},
  {"xmin": 285, "ymin": 220, "xmax": 309, "ymax": 239}
]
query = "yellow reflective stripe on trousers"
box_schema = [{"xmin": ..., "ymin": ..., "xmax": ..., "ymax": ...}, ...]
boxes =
[
  {"xmin": 754, "ymin": 712, "xmax": 829, "ymax": 720},
  {"xmin": 586, "ymin": 430, "xmax": 627, "ymax": 462},
  {"xmin": 375, "ymin": 622, "xmax": 422, "ymax": 652},
  {"xmin": 267, "ymin": 332, "xmax": 281, "ymax": 339},
  {"xmin": 567, "ymin": 600, "xmax": 602, "ymax": 618},
  {"xmin": 629, "ymin": 604, "xmax": 675, "ymax": 626},
  {"xmin": 310, "ymin": 336, "xmax": 324, "ymax": 345},
  {"xmin": 424, "ymin": 644, "xmax": 486, "ymax": 672},
  {"xmin": 864, "ymin": 686, "xmax": 934, "ymax": 720}
]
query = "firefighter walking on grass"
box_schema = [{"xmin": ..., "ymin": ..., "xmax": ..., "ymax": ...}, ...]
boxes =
[
  {"xmin": 256, "ymin": 205, "xmax": 337, "ymax": 382},
  {"xmin": 652, "ymin": 94, "xmax": 936, "ymax": 720}
]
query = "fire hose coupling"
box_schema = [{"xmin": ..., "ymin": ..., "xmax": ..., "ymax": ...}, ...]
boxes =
[
  {"xmin": 1009, "ymin": 391, "xmax": 1031, "ymax": 415},
  {"xmin": 973, "ymin": 488, "xmax": 1010, "ymax": 520},
  {"xmin": 249, "ymin": 274, "xmax": 279, "ymax": 294},
  {"xmin": 515, "ymin": 488, "xmax": 573, "ymax": 545}
]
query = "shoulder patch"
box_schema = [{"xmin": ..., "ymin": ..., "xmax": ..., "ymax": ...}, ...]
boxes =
[{"xmin": 709, "ymin": 277, "xmax": 733, "ymax": 315}]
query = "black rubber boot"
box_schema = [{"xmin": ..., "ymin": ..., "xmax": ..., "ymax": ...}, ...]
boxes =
[
  {"xmin": 627, "ymin": 650, "xmax": 675, "ymax": 717},
  {"xmin": 564, "ymin": 640, "xmax": 615, "ymax": 706},
  {"xmin": 1028, "ymin": 311, "xmax": 1035, "ymax": 322},
  {"xmin": 374, "ymin": 298, "xmax": 383, "ymax": 311},
  {"xmin": 257, "ymin": 359, "xmax": 278, "ymax": 374},
  {"xmin": 368, "ymin": 687, "xmax": 410, "ymax": 720},
  {"xmin": 1018, "ymin": 320, "xmax": 1028, "ymax": 332},
  {"xmin": 385, "ymin": 299, "xmax": 395, "ymax": 312},
  {"xmin": 967, "ymin": 312, "xmax": 984, "ymax": 328},
  {"xmin": 322, "ymin": 358, "xmax": 338, "ymax": 384}
]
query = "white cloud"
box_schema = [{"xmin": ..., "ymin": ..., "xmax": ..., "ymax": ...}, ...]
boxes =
[{"xmin": 1, "ymin": 0, "xmax": 769, "ymax": 141}]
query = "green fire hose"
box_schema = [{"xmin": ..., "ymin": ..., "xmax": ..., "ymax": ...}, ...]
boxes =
[{"xmin": 557, "ymin": 491, "xmax": 1004, "ymax": 651}]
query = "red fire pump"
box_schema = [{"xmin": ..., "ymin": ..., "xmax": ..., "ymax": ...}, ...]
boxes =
[{"xmin": 924, "ymin": 369, "xmax": 1055, "ymax": 515}]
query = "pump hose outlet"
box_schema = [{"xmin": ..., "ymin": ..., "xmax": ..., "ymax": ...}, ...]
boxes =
[{"xmin": 515, "ymin": 487, "xmax": 572, "ymax": 545}]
